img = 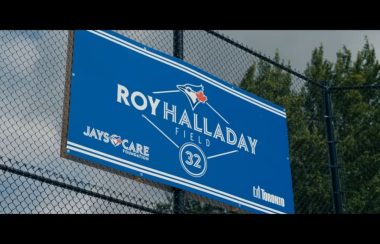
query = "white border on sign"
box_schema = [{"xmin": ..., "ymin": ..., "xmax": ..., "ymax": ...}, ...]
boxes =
[
  {"xmin": 88, "ymin": 30, "xmax": 287, "ymax": 118},
  {"xmin": 69, "ymin": 30, "xmax": 291, "ymax": 214},
  {"xmin": 67, "ymin": 141, "xmax": 286, "ymax": 214}
]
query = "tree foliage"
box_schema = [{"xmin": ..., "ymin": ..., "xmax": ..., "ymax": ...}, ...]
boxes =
[
  {"xmin": 240, "ymin": 39, "xmax": 380, "ymax": 213},
  {"xmin": 330, "ymin": 38, "xmax": 380, "ymax": 213},
  {"xmin": 240, "ymin": 50, "xmax": 332, "ymax": 213}
]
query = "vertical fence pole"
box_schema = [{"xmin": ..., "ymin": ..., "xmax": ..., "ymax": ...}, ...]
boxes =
[
  {"xmin": 173, "ymin": 30, "xmax": 185, "ymax": 214},
  {"xmin": 323, "ymin": 86, "xmax": 343, "ymax": 214}
]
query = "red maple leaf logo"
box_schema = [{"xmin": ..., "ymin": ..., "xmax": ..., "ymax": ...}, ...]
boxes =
[{"xmin": 196, "ymin": 91, "xmax": 208, "ymax": 103}]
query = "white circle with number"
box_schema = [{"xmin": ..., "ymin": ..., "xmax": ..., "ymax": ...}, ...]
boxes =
[{"xmin": 179, "ymin": 143, "xmax": 207, "ymax": 177}]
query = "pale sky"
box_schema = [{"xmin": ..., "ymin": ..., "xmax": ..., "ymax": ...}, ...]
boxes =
[{"xmin": 219, "ymin": 30, "xmax": 380, "ymax": 72}]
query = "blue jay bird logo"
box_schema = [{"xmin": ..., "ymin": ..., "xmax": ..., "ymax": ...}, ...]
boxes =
[
  {"xmin": 110, "ymin": 134, "xmax": 122, "ymax": 147},
  {"xmin": 152, "ymin": 83, "xmax": 228, "ymax": 124},
  {"xmin": 176, "ymin": 84, "xmax": 208, "ymax": 110}
]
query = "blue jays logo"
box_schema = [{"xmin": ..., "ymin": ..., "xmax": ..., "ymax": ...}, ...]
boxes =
[
  {"xmin": 110, "ymin": 134, "xmax": 122, "ymax": 147},
  {"xmin": 152, "ymin": 83, "xmax": 229, "ymax": 124},
  {"xmin": 176, "ymin": 84, "xmax": 208, "ymax": 110}
]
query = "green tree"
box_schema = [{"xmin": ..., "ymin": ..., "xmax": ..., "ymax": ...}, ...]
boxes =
[
  {"xmin": 330, "ymin": 37, "xmax": 380, "ymax": 213},
  {"xmin": 241, "ymin": 49, "xmax": 335, "ymax": 213},
  {"xmin": 240, "ymin": 38, "xmax": 380, "ymax": 213}
]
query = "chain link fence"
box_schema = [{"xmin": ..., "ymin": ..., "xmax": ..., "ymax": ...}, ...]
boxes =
[
  {"xmin": 331, "ymin": 85, "xmax": 380, "ymax": 213},
  {"xmin": 0, "ymin": 30, "xmax": 173, "ymax": 214},
  {"xmin": 1, "ymin": 30, "xmax": 378, "ymax": 214}
]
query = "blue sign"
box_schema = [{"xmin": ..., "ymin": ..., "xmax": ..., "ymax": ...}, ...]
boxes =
[{"xmin": 63, "ymin": 30, "xmax": 294, "ymax": 214}]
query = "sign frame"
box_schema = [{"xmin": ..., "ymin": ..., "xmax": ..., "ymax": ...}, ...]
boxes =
[{"xmin": 60, "ymin": 30, "xmax": 294, "ymax": 214}]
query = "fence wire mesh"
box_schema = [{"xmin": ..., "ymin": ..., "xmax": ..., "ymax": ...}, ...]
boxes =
[
  {"xmin": 0, "ymin": 30, "xmax": 378, "ymax": 214},
  {"xmin": 0, "ymin": 30, "xmax": 173, "ymax": 214},
  {"xmin": 332, "ymin": 86, "xmax": 380, "ymax": 214}
]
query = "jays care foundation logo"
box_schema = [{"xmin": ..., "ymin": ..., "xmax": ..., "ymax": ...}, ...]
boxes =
[
  {"xmin": 82, "ymin": 126, "xmax": 150, "ymax": 161},
  {"xmin": 109, "ymin": 134, "xmax": 122, "ymax": 147}
]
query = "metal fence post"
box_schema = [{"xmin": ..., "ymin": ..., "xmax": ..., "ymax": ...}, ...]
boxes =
[
  {"xmin": 173, "ymin": 30, "xmax": 185, "ymax": 214},
  {"xmin": 323, "ymin": 85, "xmax": 343, "ymax": 214}
]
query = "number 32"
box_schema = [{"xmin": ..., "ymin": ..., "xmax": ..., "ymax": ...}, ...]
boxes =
[{"xmin": 185, "ymin": 151, "xmax": 201, "ymax": 169}]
